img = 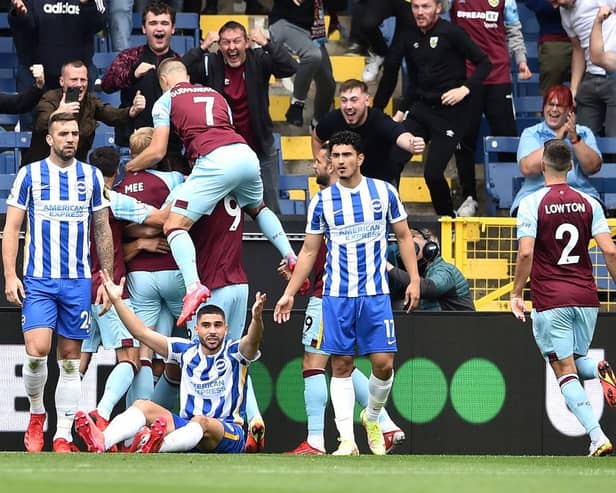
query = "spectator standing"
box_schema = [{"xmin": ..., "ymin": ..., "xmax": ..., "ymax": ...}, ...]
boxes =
[
  {"xmin": 22, "ymin": 60, "xmax": 146, "ymax": 164},
  {"xmin": 312, "ymin": 79, "xmax": 425, "ymax": 188},
  {"xmin": 524, "ymin": 0, "xmax": 571, "ymax": 95},
  {"xmin": 556, "ymin": 0, "xmax": 616, "ymax": 137},
  {"xmin": 374, "ymin": 0, "xmax": 491, "ymax": 217},
  {"xmin": 589, "ymin": 6, "xmax": 616, "ymax": 75},
  {"xmin": 184, "ymin": 23, "xmax": 298, "ymax": 214},
  {"xmin": 102, "ymin": 1, "xmax": 180, "ymax": 149},
  {"xmin": 268, "ymin": 0, "xmax": 341, "ymax": 127},
  {"xmin": 512, "ymin": 85, "xmax": 602, "ymax": 215},
  {"xmin": 450, "ymin": 0, "xmax": 532, "ymax": 217}
]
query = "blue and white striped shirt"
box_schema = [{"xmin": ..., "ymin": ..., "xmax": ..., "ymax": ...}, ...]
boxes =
[
  {"xmin": 306, "ymin": 177, "xmax": 407, "ymax": 297},
  {"xmin": 167, "ymin": 338, "xmax": 259, "ymax": 425},
  {"xmin": 7, "ymin": 159, "xmax": 108, "ymax": 279}
]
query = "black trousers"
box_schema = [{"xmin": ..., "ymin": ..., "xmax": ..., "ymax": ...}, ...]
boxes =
[
  {"xmin": 404, "ymin": 99, "xmax": 470, "ymax": 217},
  {"xmin": 455, "ymin": 83, "xmax": 517, "ymax": 200},
  {"xmin": 349, "ymin": 0, "xmax": 413, "ymax": 57}
]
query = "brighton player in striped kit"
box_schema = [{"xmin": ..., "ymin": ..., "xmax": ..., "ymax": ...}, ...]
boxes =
[
  {"xmin": 75, "ymin": 271, "xmax": 268, "ymax": 454},
  {"xmin": 125, "ymin": 58, "xmax": 302, "ymax": 327},
  {"xmin": 274, "ymin": 131, "xmax": 421, "ymax": 455},
  {"xmin": 2, "ymin": 112, "xmax": 114, "ymax": 452},
  {"xmin": 511, "ymin": 139, "xmax": 616, "ymax": 457}
]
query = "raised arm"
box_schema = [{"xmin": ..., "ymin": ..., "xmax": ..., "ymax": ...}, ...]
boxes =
[
  {"xmin": 101, "ymin": 271, "xmax": 170, "ymax": 357},
  {"xmin": 238, "ymin": 291, "xmax": 267, "ymax": 360}
]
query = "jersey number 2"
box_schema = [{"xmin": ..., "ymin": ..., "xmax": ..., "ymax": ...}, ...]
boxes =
[{"xmin": 555, "ymin": 223, "xmax": 580, "ymax": 265}]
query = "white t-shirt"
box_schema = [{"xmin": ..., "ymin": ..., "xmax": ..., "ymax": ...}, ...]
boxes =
[{"xmin": 561, "ymin": 0, "xmax": 616, "ymax": 75}]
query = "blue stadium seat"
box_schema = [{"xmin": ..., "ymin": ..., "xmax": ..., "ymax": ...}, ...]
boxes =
[
  {"xmin": 483, "ymin": 136, "xmax": 520, "ymax": 215},
  {"xmin": 273, "ymin": 133, "xmax": 311, "ymax": 215},
  {"xmin": 517, "ymin": 1, "xmax": 540, "ymax": 35},
  {"xmin": 0, "ymin": 131, "xmax": 31, "ymax": 211},
  {"xmin": 514, "ymin": 95, "xmax": 542, "ymax": 132},
  {"xmin": 92, "ymin": 52, "xmax": 119, "ymax": 80},
  {"xmin": 0, "ymin": 172, "xmax": 16, "ymax": 212},
  {"xmin": 92, "ymin": 123, "xmax": 116, "ymax": 151}
]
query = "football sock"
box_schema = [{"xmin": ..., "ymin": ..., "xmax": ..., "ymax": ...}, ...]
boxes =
[
  {"xmin": 558, "ymin": 373, "xmax": 602, "ymax": 440},
  {"xmin": 366, "ymin": 371, "xmax": 393, "ymax": 422},
  {"xmin": 575, "ymin": 357, "xmax": 599, "ymax": 381},
  {"xmin": 254, "ymin": 207, "xmax": 293, "ymax": 257},
  {"xmin": 126, "ymin": 361, "xmax": 153, "ymax": 406},
  {"xmin": 167, "ymin": 229, "xmax": 200, "ymax": 289},
  {"xmin": 304, "ymin": 369, "xmax": 327, "ymax": 451},
  {"xmin": 104, "ymin": 406, "xmax": 146, "ymax": 451},
  {"xmin": 151, "ymin": 372, "xmax": 180, "ymax": 412},
  {"xmin": 351, "ymin": 367, "xmax": 397, "ymax": 431},
  {"xmin": 97, "ymin": 361, "xmax": 136, "ymax": 421},
  {"xmin": 330, "ymin": 376, "xmax": 355, "ymax": 442},
  {"xmin": 160, "ymin": 421, "xmax": 203, "ymax": 452},
  {"xmin": 23, "ymin": 354, "xmax": 48, "ymax": 414},
  {"xmin": 244, "ymin": 375, "xmax": 261, "ymax": 423},
  {"xmin": 54, "ymin": 359, "xmax": 80, "ymax": 441}
]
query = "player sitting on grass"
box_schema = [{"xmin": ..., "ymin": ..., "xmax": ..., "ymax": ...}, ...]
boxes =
[{"xmin": 75, "ymin": 270, "xmax": 267, "ymax": 454}]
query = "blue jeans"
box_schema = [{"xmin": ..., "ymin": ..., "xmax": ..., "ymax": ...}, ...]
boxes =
[{"xmin": 108, "ymin": 0, "xmax": 134, "ymax": 52}]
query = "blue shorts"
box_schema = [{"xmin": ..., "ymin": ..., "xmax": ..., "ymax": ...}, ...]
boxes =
[
  {"xmin": 22, "ymin": 277, "xmax": 92, "ymax": 340},
  {"xmin": 170, "ymin": 144, "xmax": 262, "ymax": 221},
  {"xmin": 82, "ymin": 300, "xmax": 138, "ymax": 352},
  {"xmin": 303, "ymin": 296, "xmax": 328, "ymax": 355},
  {"xmin": 172, "ymin": 414, "xmax": 245, "ymax": 453},
  {"xmin": 187, "ymin": 284, "xmax": 248, "ymax": 341},
  {"xmin": 531, "ymin": 306, "xmax": 598, "ymax": 361},
  {"xmin": 321, "ymin": 294, "xmax": 397, "ymax": 356},
  {"xmin": 126, "ymin": 270, "xmax": 184, "ymax": 330}
]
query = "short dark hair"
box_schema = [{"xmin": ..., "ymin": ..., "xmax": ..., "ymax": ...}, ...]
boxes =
[
  {"xmin": 328, "ymin": 130, "xmax": 363, "ymax": 154},
  {"xmin": 142, "ymin": 1, "xmax": 176, "ymax": 25},
  {"xmin": 89, "ymin": 146, "xmax": 120, "ymax": 178},
  {"xmin": 61, "ymin": 60, "xmax": 87, "ymax": 75},
  {"xmin": 48, "ymin": 112, "xmax": 77, "ymax": 133},
  {"xmin": 543, "ymin": 139, "xmax": 572, "ymax": 172},
  {"xmin": 219, "ymin": 21, "xmax": 248, "ymax": 39},
  {"xmin": 339, "ymin": 79, "xmax": 368, "ymax": 95},
  {"xmin": 196, "ymin": 304, "xmax": 226, "ymax": 322}
]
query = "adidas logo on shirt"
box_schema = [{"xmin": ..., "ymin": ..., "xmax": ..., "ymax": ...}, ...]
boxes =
[{"xmin": 43, "ymin": 2, "xmax": 80, "ymax": 14}]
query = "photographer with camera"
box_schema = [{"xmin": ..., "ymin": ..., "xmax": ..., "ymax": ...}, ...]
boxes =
[{"xmin": 386, "ymin": 228, "xmax": 475, "ymax": 311}]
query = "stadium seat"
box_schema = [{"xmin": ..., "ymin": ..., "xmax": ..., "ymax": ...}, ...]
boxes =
[
  {"xmin": 514, "ymin": 95, "xmax": 542, "ymax": 133},
  {"xmin": 274, "ymin": 133, "xmax": 311, "ymax": 215},
  {"xmin": 0, "ymin": 171, "xmax": 16, "ymax": 212},
  {"xmin": 92, "ymin": 123, "xmax": 116, "ymax": 150},
  {"xmin": 483, "ymin": 136, "xmax": 520, "ymax": 215}
]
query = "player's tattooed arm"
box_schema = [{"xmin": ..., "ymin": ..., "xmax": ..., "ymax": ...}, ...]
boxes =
[{"xmin": 92, "ymin": 208, "xmax": 114, "ymax": 279}]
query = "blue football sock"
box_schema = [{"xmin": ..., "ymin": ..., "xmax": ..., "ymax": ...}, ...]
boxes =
[
  {"xmin": 97, "ymin": 361, "xmax": 135, "ymax": 420},
  {"xmin": 304, "ymin": 370, "xmax": 327, "ymax": 450},
  {"xmin": 126, "ymin": 364, "xmax": 153, "ymax": 407},
  {"xmin": 559, "ymin": 374, "xmax": 601, "ymax": 439},
  {"xmin": 351, "ymin": 367, "xmax": 394, "ymax": 428},
  {"xmin": 244, "ymin": 375, "xmax": 261, "ymax": 423},
  {"xmin": 575, "ymin": 357, "xmax": 598, "ymax": 381},
  {"xmin": 151, "ymin": 373, "xmax": 180, "ymax": 412},
  {"xmin": 255, "ymin": 207, "xmax": 293, "ymax": 258},
  {"xmin": 167, "ymin": 229, "xmax": 200, "ymax": 288}
]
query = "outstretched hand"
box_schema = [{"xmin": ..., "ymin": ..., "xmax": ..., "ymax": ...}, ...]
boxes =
[
  {"xmin": 273, "ymin": 294, "xmax": 294, "ymax": 323},
  {"xmin": 251, "ymin": 291, "xmax": 267, "ymax": 319}
]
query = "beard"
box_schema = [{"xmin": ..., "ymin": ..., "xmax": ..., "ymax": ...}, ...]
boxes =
[{"xmin": 315, "ymin": 173, "xmax": 330, "ymax": 187}]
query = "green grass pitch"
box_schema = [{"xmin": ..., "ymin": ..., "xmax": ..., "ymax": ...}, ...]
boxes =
[{"xmin": 0, "ymin": 453, "xmax": 614, "ymax": 493}]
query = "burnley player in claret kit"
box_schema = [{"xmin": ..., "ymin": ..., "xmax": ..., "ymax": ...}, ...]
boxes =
[
  {"xmin": 511, "ymin": 139, "xmax": 616, "ymax": 457},
  {"xmin": 124, "ymin": 58, "xmax": 300, "ymax": 328}
]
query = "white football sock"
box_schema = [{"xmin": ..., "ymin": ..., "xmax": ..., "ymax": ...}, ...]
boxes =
[
  {"xmin": 330, "ymin": 376, "xmax": 355, "ymax": 442},
  {"xmin": 366, "ymin": 371, "xmax": 393, "ymax": 422},
  {"xmin": 159, "ymin": 422, "xmax": 203, "ymax": 452},
  {"xmin": 54, "ymin": 359, "xmax": 80, "ymax": 441},
  {"xmin": 23, "ymin": 354, "xmax": 48, "ymax": 414},
  {"xmin": 104, "ymin": 406, "xmax": 147, "ymax": 451}
]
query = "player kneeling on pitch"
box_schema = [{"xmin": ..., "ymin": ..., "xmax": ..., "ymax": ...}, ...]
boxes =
[{"xmin": 75, "ymin": 270, "xmax": 267, "ymax": 453}]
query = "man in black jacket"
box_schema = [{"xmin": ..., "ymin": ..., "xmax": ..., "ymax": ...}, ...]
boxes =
[
  {"xmin": 184, "ymin": 22, "xmax": 297, "ymax": 214},
  {"xmin": 374, "ymin": 0, "xmax": 491, "ymax": 217}
]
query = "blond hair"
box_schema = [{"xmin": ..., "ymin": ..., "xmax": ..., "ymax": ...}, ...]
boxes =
[{"xmin": 129, "ymin": 127, "xmax": 154, "ymax": 156}]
